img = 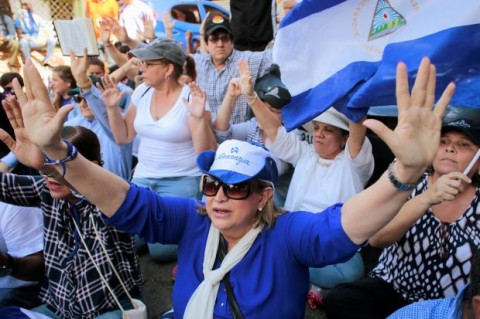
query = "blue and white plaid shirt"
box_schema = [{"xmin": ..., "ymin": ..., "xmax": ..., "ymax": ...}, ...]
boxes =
[{"xmin": 387, "ymin": 284, "xmax": 468, "ymax": 319}]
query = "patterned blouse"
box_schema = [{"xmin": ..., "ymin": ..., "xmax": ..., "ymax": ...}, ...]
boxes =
[
  {"xmin": 0, "ymin": 173, "xmax": 143, "ymax": 318},
  {"xmin": 370, "ymin": 173, "xmax": 480, "ymax": 302}
]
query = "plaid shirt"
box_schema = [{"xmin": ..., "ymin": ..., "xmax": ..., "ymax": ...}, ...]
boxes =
[
  {"xmin": 0, "ymin": 173, "xmax": 143, "ymax": 319},
  {"xmin": 193, "ymin": 48, "xmax": 273, "ymax": 124}
]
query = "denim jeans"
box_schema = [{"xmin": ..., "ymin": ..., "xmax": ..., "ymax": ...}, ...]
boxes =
[
  {"xmin": 132, "ymin": 176, "xmax": 201, "ymax": 262},
  {"xmin": 32, "ymin": 304, "xmax": 122, "ymax": 318},
  {"xmin": 309, "ymin": 252, "xmax": 365, "ymax": 288},
  {"xmin": 0, "ymin": 284, "xmax": 42, "ymax": 309},
  {"xmin": 31, "ymin": 290, "xmax": 143, "ymax": 319}
]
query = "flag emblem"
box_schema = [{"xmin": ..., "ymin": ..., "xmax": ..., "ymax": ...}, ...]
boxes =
[{"xmin": 369, "ymin": 0, "xmax": 406, "ymax": 41}]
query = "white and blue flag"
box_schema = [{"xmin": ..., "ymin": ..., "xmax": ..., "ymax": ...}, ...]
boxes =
[{"xmin": 274, "ymin": 0, "xmax": 480, "ymax": 130}]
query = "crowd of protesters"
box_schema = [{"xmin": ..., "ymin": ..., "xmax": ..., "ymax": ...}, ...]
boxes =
[{"xmin": 0, "ymin": 1, "xmax": 479, "ymax": 319}]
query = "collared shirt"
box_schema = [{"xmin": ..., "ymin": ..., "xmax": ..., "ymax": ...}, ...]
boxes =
[
  {"xmin": 193, "ymin": 48, "xmax": 273, "ymax": 124},
  {"xmin": 0, "ymin": 173, "xmax": 143, "ymax": 319},
  {"xmin": 387, "ymin": 284, "xmax": 468, "ymax": 319}
]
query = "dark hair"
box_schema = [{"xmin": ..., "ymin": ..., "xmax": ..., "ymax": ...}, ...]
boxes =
[
  {"xmin": 52, "ymin": 65, "xmax": 77, "ymax": 89},
  {"xmin": 87, "ymin": 57, "xmax": 105, "ymax": 71},
  {"xmin": 61, "ymin": 126, "xmax": 103, "ymax": 166},
  {"xmin": 0, "ymin": 72, "xmax": 24, "ymax": 88},
  {"xmin": 159, "ymin": 56, "xmax": 196, "ymax": 81},
  {"xmin": 183, "ymin": 56, "xmax": 196, "ymax": 81}
]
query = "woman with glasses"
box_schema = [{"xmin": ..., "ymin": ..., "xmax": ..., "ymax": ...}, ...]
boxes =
[
  {"xmin": 324, "ymin": 105, "xmax": 480, "ymax": 319},
  {"xmin": 14, "ymin": 57, "xmax": 454, "ymax": 318},
  {"xmin": 99, "ymin": 38, "xmax": 217, "ymax": 261}
]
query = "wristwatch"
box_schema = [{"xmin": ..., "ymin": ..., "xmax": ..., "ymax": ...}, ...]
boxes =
[{"xmin": 0, "ymin": 253, "xmax": 13, "ymax": 277}]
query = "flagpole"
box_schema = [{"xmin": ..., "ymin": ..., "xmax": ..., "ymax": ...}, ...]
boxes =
[{"xmin": 463, "ymin": 149, "xmax": 480, "ymax": 176}]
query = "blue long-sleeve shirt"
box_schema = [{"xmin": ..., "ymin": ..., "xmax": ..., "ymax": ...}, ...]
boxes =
[{"xmin": 105, "ymin": 184, "xmax": 360, "ymax": 318}]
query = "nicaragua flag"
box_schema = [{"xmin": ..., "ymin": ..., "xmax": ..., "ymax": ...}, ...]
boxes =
[{"xmin": 274, "ymin": 0, "xmax": 480, "ymax": 131}]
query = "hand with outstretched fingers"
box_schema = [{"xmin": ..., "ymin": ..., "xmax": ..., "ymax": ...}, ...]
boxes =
[
  {"xmin": 13, "ymin": 60, "xmax": 73, "ymax": 155},
  {"xmin": 363, "ymin": 57, "xmax": 456, "ymax": 181},
  {"xmin": 0, "ymin": 96, "xmax": 45, "ymax": 170},
  {"xmin": 99, "ymin": 18, "xmax": 112, "ymax": 44},
  {"xmin": 183, "ymin": 82, "xmax": 207, "ymax": 119},
  {"xmin": 100, "ymin": 75, "xmax": 126, "ymax": 110},
  {"xmin": 109, "ymin": 17, "xmax": 128, "ymax": 43}
]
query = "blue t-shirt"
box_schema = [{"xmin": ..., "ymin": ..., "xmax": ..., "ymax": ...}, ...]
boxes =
[{"xmin": 105, "ymin": 184, "xmax": 360, "ymax": 318}]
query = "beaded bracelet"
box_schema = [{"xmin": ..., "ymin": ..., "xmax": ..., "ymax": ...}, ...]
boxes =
[
  {"xmin": 387, "ymin": 159, "xmax": 421, "ymax": 191},
  {"xmin": 43, "ymin": 140, "xmax": 78, "ymax": 177}
]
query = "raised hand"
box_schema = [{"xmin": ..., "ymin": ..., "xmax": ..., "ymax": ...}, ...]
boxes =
[
  {"xmin": 100, "ymin": 75, "xmax": 126, "ymax": 110},
  {"xmin": 183, "ymin": 82, "xmax": 207, "ymax": 119},
  {"xmin": 109, "ymin": 18, "xmax": 128, "ymax": 43},
  {"xmin": 99, "ymin": 18, "xmax": 112, "ymax": 44},
  {"xmin": 69, "ymin": 49, "xmax": 90, "ymax": 86},
  {"xmin": 14, "ymin": 60, "xmax": 73, "ymax": 153},
  {"xmin": 364, "ymin": 57, "xmax": 456, "ymax": 181},
  {"xmin": 0, "ymin": 96, "xmax": 45, "ymax": 169},
  {"xmin": 142, "ymin": 15, "xmax": 156, "ymax": 41},
  {"xmin": 226, "ymin": 78, "xmax": 241, "ymax": 99},
  {"xmin": 238, "ymin": 59, "xmax": 254, "ymax": 96}
]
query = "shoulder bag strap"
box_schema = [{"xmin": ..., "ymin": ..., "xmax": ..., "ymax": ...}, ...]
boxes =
[{"xmin": 218, "ymin": 235, "xmax": 245, "ymax": 319}]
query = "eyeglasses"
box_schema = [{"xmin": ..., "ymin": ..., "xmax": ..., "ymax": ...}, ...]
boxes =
[
  {"xmin": 140, "ymin": 60, "xmax": 164, "ymax": 69},
  {"xmin": 207, "ymin": 34, "xmax": 231, "ymax": 43},
  {"xmin": 201, "ymin": 175, "xmax": 265, "ymax": 200},
  {"xmin": 72, "ymin": 95, "xmax": 85, "ymax": 103}
]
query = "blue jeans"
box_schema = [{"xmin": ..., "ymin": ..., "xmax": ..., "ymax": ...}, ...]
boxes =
[
  {"xmin": 132, "ymin": 176, "xmax": 201, "ymax": 262},
  {"xmin": 309, "ymin": 252, "xmax": 364, "ymax": 289},
  {"xmin": 32, "ymin": 304, "xmax": 122, "ymax": 319},
  {"xmin": 0, "ymin": 284, "xmax": 42, "ymax": 309},
  {"xmin": 19, "ymin": 38, "xmax": 56, "ymax": 61},
  {"xmin": 31, "ymin": 291, "xmax": 143, "ymax": 319}
]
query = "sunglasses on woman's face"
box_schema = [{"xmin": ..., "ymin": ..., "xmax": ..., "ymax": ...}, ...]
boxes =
[
  {"xmin": 201, "ymin": 175, "xmax": 256, "ymax": 200},
  {"xmin": 72, "ymin": 95, "xmax": 85, "ymax": 103}
]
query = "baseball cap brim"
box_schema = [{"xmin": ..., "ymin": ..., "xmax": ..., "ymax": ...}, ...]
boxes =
[
  {"xmin": 197, "ymin": 150, "xmax": 253, "ymax": 184},
  {"xmin": 442, "ymin": 126, "xmax": 480, "ymax": 146},
  {"xmin": 129, "ymin": 46, "xmax": 161, "ymax": 61},
  {"xmin": 313, "ymin": 109, "xmax": 349, "ymax": 131},
  {"xmin": 205, "ymin": 25, "xmax": 231, "ymax": 36}
]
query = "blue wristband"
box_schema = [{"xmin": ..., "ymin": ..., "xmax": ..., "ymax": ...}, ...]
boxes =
[{"xmin": 43, "ymin": 140, "xmax": 78, "ymax": 177}]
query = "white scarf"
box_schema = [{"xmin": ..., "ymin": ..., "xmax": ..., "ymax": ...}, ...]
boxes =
[{"xmin": 183, "ymin": 223, "xmax": 263, "ymax": 319}]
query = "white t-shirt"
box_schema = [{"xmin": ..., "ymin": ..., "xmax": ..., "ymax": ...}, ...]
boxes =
[
  {"xmin": 0, "ymin": 202, "xmax": 43, "ymax": 288},
  {"xmin": 266, "ymin": 126, "xmax": 374, "ymax": 212},
  {"xmin": 132, "ymin": 83, "xmax": 210, "ymax": 179}
]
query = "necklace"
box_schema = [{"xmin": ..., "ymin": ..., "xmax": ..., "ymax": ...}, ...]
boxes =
[{"xmin": 151, "ymin": 90, "xmax": 161, "ymax": 121}]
